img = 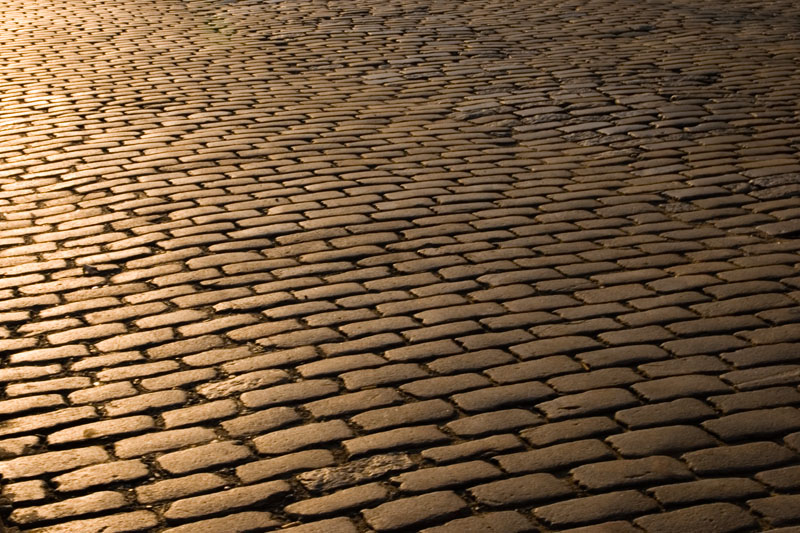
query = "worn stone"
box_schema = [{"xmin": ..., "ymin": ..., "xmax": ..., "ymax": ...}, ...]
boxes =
[{"xmin": 298, "ymin": 454, "xmax": 415, "ymax": 492}]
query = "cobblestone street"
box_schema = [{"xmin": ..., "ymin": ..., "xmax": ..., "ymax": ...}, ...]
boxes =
[{"xmin": 0, "ymin": 0, "xmax": 799, "ymax": 531}]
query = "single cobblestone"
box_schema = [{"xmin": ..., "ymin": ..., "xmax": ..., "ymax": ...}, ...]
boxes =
[
  {"xmin": 9, "ymin": 490, "xmax": 127, "ymax": 525},
  {"xmin": 534, "ymin": 490, "xmax": 659, "ymax": 528},
  {"xmin": 115, "ymin": 428, "xmax": 217, "ymax": 459},
  {"xmin": 682, "ymin": 442, "xmax": 798, "ymax": 475},
  {"xmin": 422, "ymin": 435, "xmax": 525, "ymax": 464},
  {"xmin": 420, "ymin": 511, "xmax": 535, "ymax": 533},
  {"xmin": 571, "ymin": 456, "xmax": 693, "ymax": 490},
  {"xmin": 163, "ymin": 480, "xmax": 290, "ymax": 521},
  {"xmin": 469, "ymin": 472, "xmax": 574, "ymax": 506},
  {"xmin": 362, "ymin": 491, "xmax": 468, "ymax": 531},
  {"xmin": 747, "ymin": 494, "xmax": 800, "ymax": 527},
  {"xmin": 52, "ymin": 460, "xmax": 150, "ymax": 492},
  {"xmin": 20, "ymin": 511, "xmax": 159, "ymax": 533},
  {"xmin": 392, "ymin": 460, "xmax": 501, "ymax": 493},
  {"xmin": 160, "ymin": 512, "xmax": 280, "ymax": 533},
  {"xmin": 634, "ymin": 503, "xmax": 758, "ymax": 533},
  {"xmin": 253, "ymin": 420, "xmax": 354, "ymax": 455},
  {"xmin": 285, "ymin": 482, "xmax": 389, "ymax": 517},
  {"xmin": 236, "ymin": 449, "xmax": 335, "ymax": 485},
  {"xmin": 606, "ymin": 425, "xmax": 718, "ymax": 457},
  {"xmin": 497, "ymin": 439, "xmax": 616, "ymax": 474},
  {"xmin": 344, "ymin": 426, "xmax": 450, "ymax": 457},
  {"xmin": 269, "ymin": 518, "xmax": 359, "ymax": 533},
  {"xmin": 648, "ymin": 478, "xmax": 768, "ymax": 506}
]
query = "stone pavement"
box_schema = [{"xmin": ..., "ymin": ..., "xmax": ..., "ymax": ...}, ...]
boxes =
[{"xmin": 0, "ymin": 0, "xmax": 798, "ymax": 530}]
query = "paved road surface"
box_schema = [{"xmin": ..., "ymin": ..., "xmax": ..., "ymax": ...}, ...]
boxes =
[{"xmin": 0, "ymin": 0, "xmax": 799, "ymax": 531}]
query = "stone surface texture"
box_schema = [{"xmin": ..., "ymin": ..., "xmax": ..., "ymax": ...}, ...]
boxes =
[{"xmin": 0, "ymin": 0, "xmax": 798, "ymax": 530}]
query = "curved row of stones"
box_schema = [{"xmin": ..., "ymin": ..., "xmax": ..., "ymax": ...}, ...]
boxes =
[{"xmin": 0, "ymin": 0, "xmax": 798, "ymax": 531}]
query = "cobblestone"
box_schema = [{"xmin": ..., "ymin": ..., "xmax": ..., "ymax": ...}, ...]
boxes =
[
  {"xmin": 115, "ymin": 428, "xmax": 217, "ymax": 458},
  {"xmin": 344, "ymin": 426, "xmax": 450, "ymax": 457},
  {"xmin": 497, "ymin": 439, "xmax": 616, "ymax": 474},
  {"xmin": 1, "ymin": 0, "xmax": 799, "ymax": 530},
  {"xmin": 534, "ymin": 490, "xmax": 659, "ymax": 528},
  {"xmin": 253, "ymin": 420, "xmax": 354, "ymax": 455},
  {"xmin": 648, "ymin": 478, "xmax": 768, "ymax": 506},
  {"xmin": 615, "ymin": 398, "xmax": 716, "ymax": 428},
  {"xmin": 537, "ymin": 388, "xmax": 640, "ymax": 420},
  {"xmin": 297, "ymin": 454, "xmax": 414, "ymax": 492},
  {"xmin": 21, "ymin": 511, "xmax": 159, "ymax": 533},
  {"xmin": 9, "ymin": 490, "xmax": 127, "ymax": 525},
  {"xmin": 0, "ymin": 447, "xmax": 110, "ymax": 480},
  {"xmin": 285, "ymin": 482, "xmax": 390, "ymax": 517},
  {"xmin": 446, "ymin": 408, "xmax": 544, "ymax": 437},
  {"xmin": 682, "ymin": 442, "xmax": 798, "ymax": 475},
  {"xmin": 52, "ymin": 460, "xmax": 150, "ymax": 492},
  {"xmin": 163, "ymin": 480, "xmax": 290, "ymax": 521},
  {"xmin": 269, "ymin": 518, "xmax": 359, "ymax": 533},
  {"xmin": 634, "ymin": 503, "xmax": 758, "ymax": 533},
  {"xmin": 451, "ymin": 381, "xmax": 555, "ymax": 412},
  {"xmin": 362, "ymin": 491, "xmax": 468, "ymax": 532},
  {"xmin": 350, "ymin": 399, "xmax": 454, "ymax": 432},
  {"xmin": 702, "ymin": 407, "xmax": 800, "ymax": 441},
  {"xmin": 422, "ymin": 435, "xmax": 525, "ymax": 464},
  {"xmin": 157, "ymin": 441, "xmax": 252, "ymax": 474},
  {"xmin": 104, "ymin": 389, "xmax": 188, "ymax": 417},
  {"xmin": 469, "ymin": 472, "xmax": 574, "ymax": 507},
  {"xmin": 756, "ymin": 465, "xmax": 800, "ymax": 491},
  {"xmin": 47, "ymin": 415, "xmax": 155, "ymax": 445},
  {"xmin": 748, "ymin": 494, "xmax": 800, "ymax": 527},
  {"xmin": 420, "ymin": 511, "xmax": 535, "ymax": 533},
  {"xmin": 160, "ymin": 512, "xmax": 280, "ymax": 533},
  {"xmin": 606, "ymin": 425, "xmax": 718, "ymax": 457},
  {"xmin": 571, "ymin": 456, "xmax": 693, "ymax": 490},
  {"xmin": 0, "ymin": 406, "xmax": 98, "ymax": 438},
  {"xmin": 521, "ymin": 417, "xmax": 621, "ymax": 447},
  {"xmin": 236, "ymin": 449, "xmax": 336, "ymax": 484},
  {"xmin": 392, "ymin": 460, "xmax": 501, "ymax": 493}
]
